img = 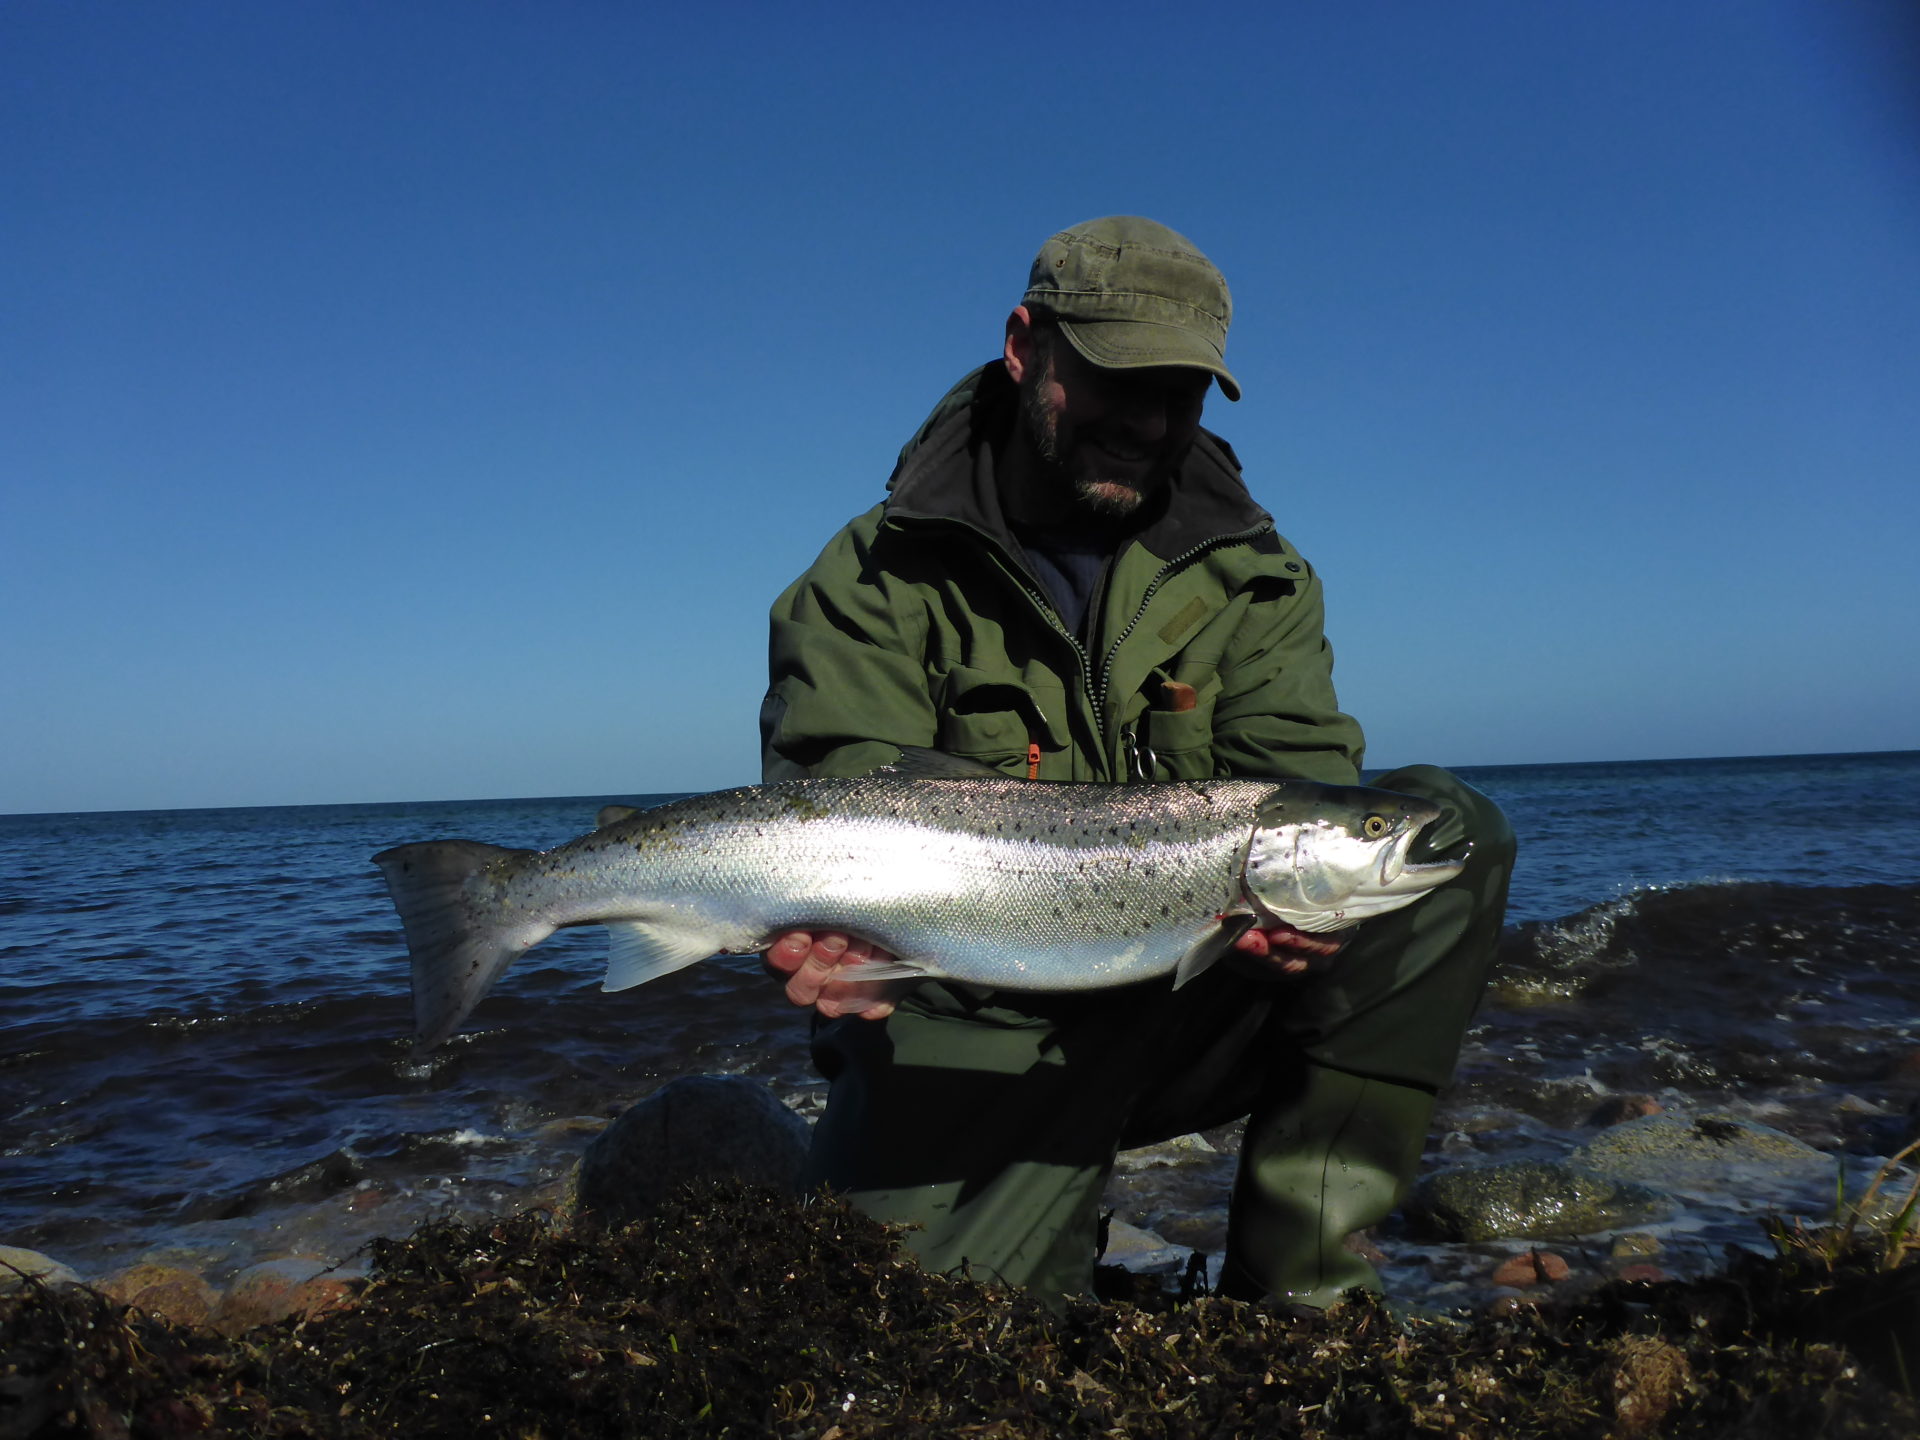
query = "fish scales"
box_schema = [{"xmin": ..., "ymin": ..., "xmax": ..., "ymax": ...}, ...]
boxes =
[
  {"xmin": 529, "ymin": 775, "xmax": 1268, "ymax": 987},
  {"xmin": 374, "ymin": 762, "xmax": 1463, "ymax": 1050}
]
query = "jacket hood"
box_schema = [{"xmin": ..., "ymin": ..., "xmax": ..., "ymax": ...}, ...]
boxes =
[{"xmin": 882, "ymin": 362, "xmax": 1272, "ymax": 563}]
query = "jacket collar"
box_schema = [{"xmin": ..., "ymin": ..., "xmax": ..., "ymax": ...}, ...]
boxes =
[{"xmin": 882, "ymin": 362, "xmax": 1272, "ymax": 563}]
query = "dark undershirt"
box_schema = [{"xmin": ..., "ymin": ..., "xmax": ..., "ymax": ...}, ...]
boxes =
[{"xmin": 1012, "ymin": 521, "xmax": 1123, "ymax": 641}]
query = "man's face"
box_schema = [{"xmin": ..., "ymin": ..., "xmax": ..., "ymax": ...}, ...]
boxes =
[{"xmin": 1018, "ymin": 326, "xmax": 1210, "ymax": 520}]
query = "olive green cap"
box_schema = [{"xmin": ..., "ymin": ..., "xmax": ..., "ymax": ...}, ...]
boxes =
[{"xmin": 1023, "ymin": 215, "xmax": 1240, "ymax": 401}]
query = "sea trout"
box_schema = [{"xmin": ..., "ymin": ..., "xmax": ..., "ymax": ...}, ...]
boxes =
[{"xmin": 374, "ymin": 754, "xmax": 1464, "ymax": 1051}]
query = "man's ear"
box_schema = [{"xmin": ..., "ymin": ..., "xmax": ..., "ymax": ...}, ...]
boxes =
[{"xmin": 1003, "ymin": 304, "xmax": 1037, "ymax": 384}]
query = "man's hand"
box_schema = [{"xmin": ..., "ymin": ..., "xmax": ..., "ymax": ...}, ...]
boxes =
[
  {"xmin": 763, "ymin": 930, "xmax": 910, "ymax": 1019},
  {"xmin": 1232, "ymin": 920, "xmax": 1344, "ymax": 976}
]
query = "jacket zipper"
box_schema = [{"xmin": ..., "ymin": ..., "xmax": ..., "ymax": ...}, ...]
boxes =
[
  {"xmin": 1092, "ymin": 522, "xmax": 1275, "ymax": 723},
  {"xmin": 896, "ymin": 514, "xmax": 1272, "ymax": 779}
]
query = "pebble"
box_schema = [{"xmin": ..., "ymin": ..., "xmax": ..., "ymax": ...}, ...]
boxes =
[
  {"xmin": 1491, "ymin": 1250, "xmax": 1571, "ymax": 1288},
  {"xmin": 1488, "ymin": 1293, "xmax": 1542, "ymax": 1316},
  {"xmin": 1616, "ymin": 1263, "xmax": 1669, "ymax": 1284}
]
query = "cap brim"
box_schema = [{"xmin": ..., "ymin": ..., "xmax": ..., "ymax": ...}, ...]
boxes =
[{"xmin": 1057, "ymin": 318, "xmax": 1241, "ymax": 401}]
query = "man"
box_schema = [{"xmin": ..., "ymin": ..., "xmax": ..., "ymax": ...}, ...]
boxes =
[{"xmin": 759, "ymin": 216, "xmax": 1514, "ymax": 1306}]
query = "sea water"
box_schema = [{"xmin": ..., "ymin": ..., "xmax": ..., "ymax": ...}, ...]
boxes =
[{"xmin": 2, "ymin": 750, "xmax": 1917, "ymax": 1293}]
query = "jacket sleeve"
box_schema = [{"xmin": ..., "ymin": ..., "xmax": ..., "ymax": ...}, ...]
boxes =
[
  {"xmin": 1209, "ymin": 563, "xmax": 1366, "ymax": 785},
  {"xmin": 760, "ymin": 510, "xmax": 938, "ymax": 781}
]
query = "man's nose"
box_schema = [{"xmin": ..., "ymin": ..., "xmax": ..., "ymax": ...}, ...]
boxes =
[{"xmin": 1115, "ymin": 393, "xmax": 1169, "ymax": 443}]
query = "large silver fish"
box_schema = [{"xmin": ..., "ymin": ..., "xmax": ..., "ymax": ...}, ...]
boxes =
[{"xmin": 374, "ymin": 754, "xmax": 1464, "ymax": 1051}]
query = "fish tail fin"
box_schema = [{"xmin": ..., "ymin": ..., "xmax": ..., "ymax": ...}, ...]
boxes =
[{"xmin": 373, "ymin": 840, "xmax": 549, "ymax": 1053}]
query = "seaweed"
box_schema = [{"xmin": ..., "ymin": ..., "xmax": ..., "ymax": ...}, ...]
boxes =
[{"xmin": 3, "ymin": 1182, "xmax": 1914, "ymax": 1438}]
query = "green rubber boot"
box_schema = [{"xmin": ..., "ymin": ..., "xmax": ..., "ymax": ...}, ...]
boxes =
[{"xmin": 1216, "ymin": 1063, "xmax": 1435, "ymax": 1308}]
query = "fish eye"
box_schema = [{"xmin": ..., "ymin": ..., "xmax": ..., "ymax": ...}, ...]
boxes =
[{"xmin": 1362, "ymin": 814, "xmax": 1391, "ymax": 839}]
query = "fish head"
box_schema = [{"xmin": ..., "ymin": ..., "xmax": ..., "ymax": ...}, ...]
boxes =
[{"xmin": 1240, "ymin": 782, "xmax": 1465, "ymax": 932}]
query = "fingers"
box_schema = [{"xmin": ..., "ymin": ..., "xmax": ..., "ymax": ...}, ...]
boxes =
[
  {"xmin": 763, "ymin": 929, "xmax": 902, "ymax": 1020},
  {"xmin": 1232, "ymin": 921, "xmax": 1343, "ymax": 976},
  {"xmin": 763, "ymin": 929, "xmax": 815, "ymax": 976}
]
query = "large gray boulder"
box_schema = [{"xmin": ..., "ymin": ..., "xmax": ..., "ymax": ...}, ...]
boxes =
[{"xmin": 574, "ymin": 1076, "xmax": 811, "ymax": 1225}]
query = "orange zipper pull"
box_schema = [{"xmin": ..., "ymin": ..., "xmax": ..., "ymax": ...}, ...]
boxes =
[{"xmin": 1027, "ymin": 741, "xmax": 1041, "ymax": 780}]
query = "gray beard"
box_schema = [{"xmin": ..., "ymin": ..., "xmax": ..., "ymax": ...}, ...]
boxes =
[{"xmin": 1020, "ymin": 372, "xmax": 1164, "ymax": 521}]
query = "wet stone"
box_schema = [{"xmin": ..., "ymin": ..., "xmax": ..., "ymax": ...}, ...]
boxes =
[
  {"xmin": 1491, "ymin": 1250, "xmax": 1571, "ymax": 1288},
  {"xmin": 1610, "ymin": 1231, "xmax": 1663, "ymax": 1258},
  {"xmin": 1572, "ymin": 1112, "xmax": 1829, "ymax": 1186},
  {"xmin": 1408, "ymin": 1159, "xmax": 1669, "ymax": 1242},
  {"xmin": 0, "ymin": 1246, "xmax": 80, "ymax": 1292},
  {"xmin": 99, "ymin": 1262, "xmax": 219, "ymax": 1327},
  {"xmin": 573, "ymin": 1075, "xmax": 810, "ymax": 1226},
  {"xmin": 216, "ymin": 1256, "xmax": 361, "ymax": 1334}
]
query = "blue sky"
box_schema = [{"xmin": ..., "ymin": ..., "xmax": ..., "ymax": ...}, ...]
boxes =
[{"xmin": 5, "ymin": 1, "xmax": 1917, "ymax": 814}]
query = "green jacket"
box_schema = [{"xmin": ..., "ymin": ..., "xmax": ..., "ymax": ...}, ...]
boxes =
[{"xmin": 761, "ymin": 363, "xmax": 1365, "ymax": 787}]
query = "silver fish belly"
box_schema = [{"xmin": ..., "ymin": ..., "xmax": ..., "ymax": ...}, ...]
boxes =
[{"xmin": 375, "ymin": 772, "xmax": 1460, "ymax": 1051}]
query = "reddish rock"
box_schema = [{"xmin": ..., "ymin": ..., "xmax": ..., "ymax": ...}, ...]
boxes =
[
  {"xmin": 215, "ymin": 1257, "xmax": 360, "ymax": 1334},
  {"xmin": 1492, "ymin": 1249, "xmax": 1571, "ymax": 1288},
  {"xmin": 1616, "ymin": 1263, "xmax": 1669, "ymax": 1284},
  {"xmin": 1587, "ymin": 1094, "xmax": 1663, "ymax": 1127},
  {"xmin": 99, "ymin": 1262, "xmax": 219, "ymax": 1328}
]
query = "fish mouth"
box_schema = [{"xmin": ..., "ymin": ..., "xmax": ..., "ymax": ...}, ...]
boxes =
[{"xmin": 1375, "ymin": 823, "xmax": 1468, "ymax": 892}]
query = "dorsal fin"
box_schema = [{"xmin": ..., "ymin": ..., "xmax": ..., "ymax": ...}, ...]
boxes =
[
  {"xmin": 876, "ymin": 747, "xmax": 1008, "ymax": 780},
  {"xmin": 596, "ymin": 804, "xmax": 641, "ymax": 828}
]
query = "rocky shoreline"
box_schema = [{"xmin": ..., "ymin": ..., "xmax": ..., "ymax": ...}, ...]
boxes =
[
  {"xmin": 14, "ymin": 1071, "xmax": 1914, "ymax": 1337},
  {"xmin": 5, "ymin": 1179, "xmax": 1917, "ymax": 1438},
  {"xmin": 7, "ymin": 1076, "xmax": 1919, "ymax": 1436}
]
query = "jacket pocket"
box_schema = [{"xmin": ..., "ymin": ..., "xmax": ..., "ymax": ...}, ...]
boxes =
[
  {"xmin": 1136, "ymin": 664, "xmax": 1221, "ymax": 780},
  {"xmin": 936, "ymin": 666, "xmax": 1052, "ymax": 771}
]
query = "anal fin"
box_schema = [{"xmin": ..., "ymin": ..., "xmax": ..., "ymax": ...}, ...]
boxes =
[{"xmin": 602, "ymin": 919, "xmax": 726, "ymax": 991}]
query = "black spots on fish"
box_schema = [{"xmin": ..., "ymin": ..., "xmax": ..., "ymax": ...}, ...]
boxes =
[
  {"xmin": 1181, "ymin": 890, "xmax": 1195, "ymax": 904},
  {"xmin": 1159, "ymin": 903, "xmax": 1172, "ymax": 918}
]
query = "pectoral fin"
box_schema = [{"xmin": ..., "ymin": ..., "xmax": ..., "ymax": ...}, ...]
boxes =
[
  {"xmin": 806, "ymin": 955, "xmax": 934, "ymax": 983},
  {"xmin": 1172, "ymin": 912, "xmax": 1258, "ymax": 989},
  {"xmin": 602, "ymin": 920, "xmax": 725, "ymax": 990}
]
